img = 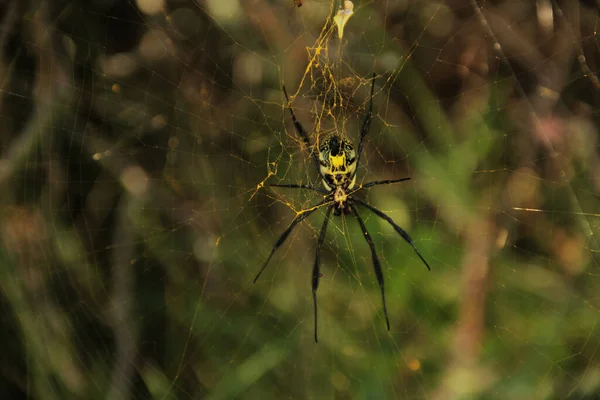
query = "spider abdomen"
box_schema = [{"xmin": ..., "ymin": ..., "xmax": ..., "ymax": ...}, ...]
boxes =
[{"xmin": 319, "ymin": 133, "xmax": 357, "ymax": 191}]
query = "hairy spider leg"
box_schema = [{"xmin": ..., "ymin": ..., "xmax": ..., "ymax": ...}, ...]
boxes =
[
  {"xmin": 351, "ymin": 204, "xmax": 391, "ymax": 331},
  {"xmin": 253, "ymin": 198, "xmax": 330, "ymax": 283},
  {"xmin": 268, "ymin": 183, "xmax": 329, "ymax": 194},
  {"xmin": 361, "ymin": 177, "xmax": 411, "ymax": 189},
  {"xmin": 357, "ymin": 73, "xmax": 376, "ymax": 161},
  {"xmin": 282, "ymin": 86, "xmax": 321, "ymax": 171},
  {"xmin": 312, "ymin": 204, "xmax": 334, "ymax": 343},
  {"xmin": 354, "ymin": 198, "xmax": 431, "ymax": 271}
]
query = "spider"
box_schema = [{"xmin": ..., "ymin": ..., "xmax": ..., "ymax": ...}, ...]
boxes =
[{"xmin": 254, "ymin": 74, "xmax": 430, "ymax": 342}]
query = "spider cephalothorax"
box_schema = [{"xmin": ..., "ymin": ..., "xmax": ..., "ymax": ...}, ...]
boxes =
[{"xmin": 254, "ymin": 74, "xmax": 431, "ymax": 342}]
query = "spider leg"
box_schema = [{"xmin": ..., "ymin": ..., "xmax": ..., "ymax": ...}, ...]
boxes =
[
  {"xmin": 312, "ymin": 204, "xmax": 334, "ymax": 343},
  {"xmin": 351, "ymin": 203, "xmax": 390, "ymax": 331},
  {"xmin": 357, "ymin": 73, "xmax": 376, "ymax": 160},
  {"xmin": 354, "ymin": 198, "xmax": 431, "ymax": 271},
  {"xmin": 360, "ymin": 177, "xmax": 411, "ymax": 189},
  {"xmin": 254, "ymin": 198, "xmax": 329, "ymax": 283},
  {"xmin": 282, "ymin": 86, "xmax": 321, "ymax": 171},
  {"xmin": 269, "ymin": 183, "xmax": 329, "ymax": 194}
]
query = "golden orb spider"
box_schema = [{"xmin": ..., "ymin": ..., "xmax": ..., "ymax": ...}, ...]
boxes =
[{"xmin": 254, "ymin": 74, "xmax": 430, "ymax": 342}]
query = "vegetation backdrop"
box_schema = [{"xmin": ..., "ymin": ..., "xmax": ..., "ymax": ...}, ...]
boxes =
[{"xmin": 1, "ymin": 0, "xmax": 599, "ymax": 399}]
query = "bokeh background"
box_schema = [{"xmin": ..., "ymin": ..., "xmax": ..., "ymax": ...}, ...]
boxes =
[{"xmin": 1, "ymin": 0, "xmax": 600, "ymax": 398}]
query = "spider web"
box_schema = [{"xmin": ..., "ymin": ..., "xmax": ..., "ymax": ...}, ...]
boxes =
[{"xmin": 1, "ymin": 0, "xmax": 600, "ymax": 398}]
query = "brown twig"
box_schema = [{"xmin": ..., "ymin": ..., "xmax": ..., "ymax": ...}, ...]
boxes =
[{"xmin": 107, "ymin": 195, "xmax": 139, "ymax": 400}]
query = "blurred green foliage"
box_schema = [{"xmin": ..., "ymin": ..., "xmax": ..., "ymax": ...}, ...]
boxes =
[{"xmin": 1, "ymin": 0, "xmax": 600, "ymax": 399}]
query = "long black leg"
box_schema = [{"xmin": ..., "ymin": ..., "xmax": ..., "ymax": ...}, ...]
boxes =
[
  {"xmin": 360, "ymin": 177, "xmax": 411, "ymax": 189},
  {"xmin": 282, "ymin": 86, "xmax": 321, "ymax": 170},
  {"xmin": 254, "ymin": 198, "xmax": 329, "ymax": 283},
  {"xmin": 354, "ymin": 198, "xmax": 431, "ymax": 271},
  {"xmin": 357, "ymin": 73, "xmax": 376, "ymax": 160},
  {"xmin": 351, "ymin": 204, "xmax": 390, "ymax": 331},
  {"xmin": 312, "ymin": 204, "xmax": 334, "ymax": 343},
  {"xmin": 269, "ymin": 183, "xmax": 329, "ymax": 194}
]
